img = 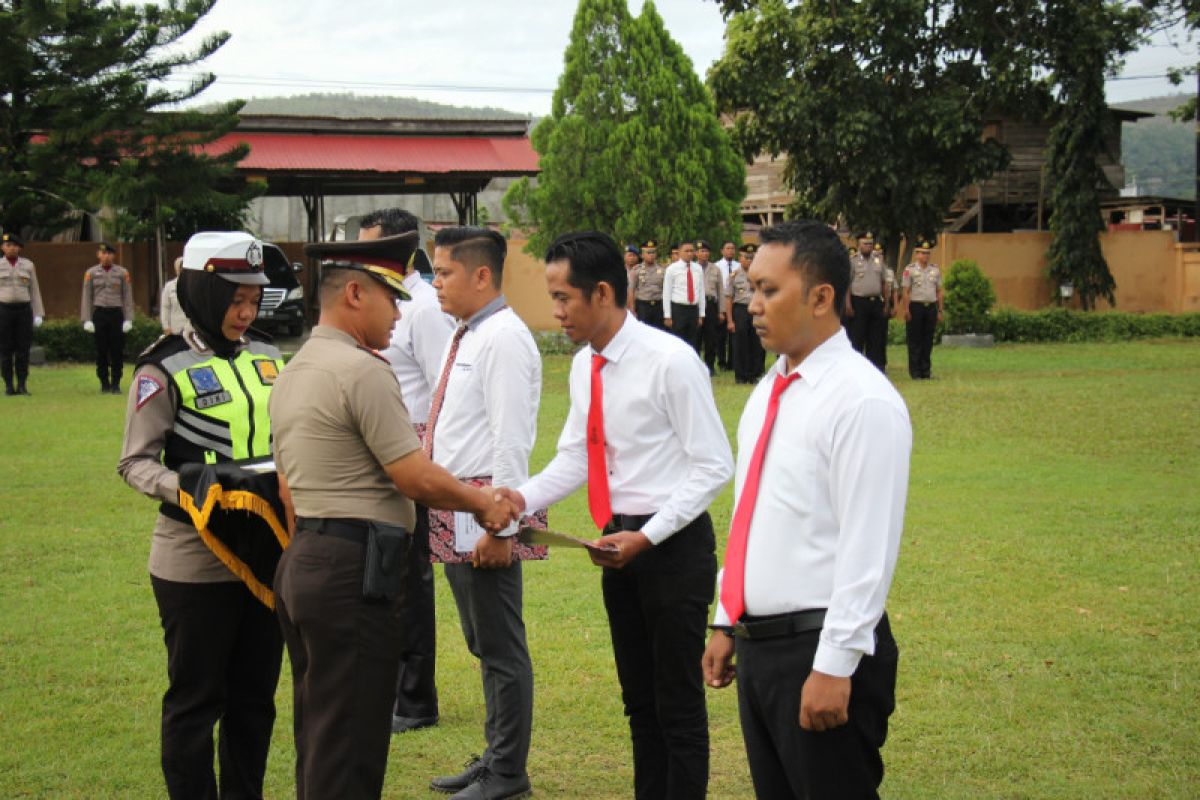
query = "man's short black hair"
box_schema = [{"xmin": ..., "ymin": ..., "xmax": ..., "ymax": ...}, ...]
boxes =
[
  {"xmin": 544, "ymin": 231, "xmax": 628, "ymax": 308},
  {"xmin": 758, "ymin": 220, "xmax": 851, "ymax": 310},
  {"xmin": 434, "ymin": 226, "xmax": 506, "ymax": 287},
  {"xmin": 359, "ymin": 207, "xmax": 419, "ymax": 237}
]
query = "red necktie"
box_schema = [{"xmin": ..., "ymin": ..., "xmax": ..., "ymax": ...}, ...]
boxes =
[
  {"xmin": 423, "ymin": 325, "xmax": 469, "ymax": 459},
  {"xmin": 720, "ymin": 370, "xmax": 801, "ymax": 624},
  {"xmin": 587, "ymin": 354, "xmax": 612, "ymax": 530},
  {"xmin": 686, "ymin": 263, "xmax": 695, "ymax": 304}
]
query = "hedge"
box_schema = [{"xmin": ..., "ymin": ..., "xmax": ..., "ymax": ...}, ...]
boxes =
[
  {"xmin": 887, "ymin": 308, "xmax": 1200, "ymax": 345},
  {"xmin": 33, "ymin": 315, "xmax": 163, "ymax": 362}
]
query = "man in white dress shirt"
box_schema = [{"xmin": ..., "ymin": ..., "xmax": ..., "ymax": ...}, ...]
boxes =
[
  {"xmin": 361, "ymin": 208, "xmax": 457, "ymax": 735},
  {"xmin": 661, "ymin": 240, "xmax": 705, "ymax": 354},
  {"xmin": 425, "ymin": 226, "xmax": 545, "ymax": 800},
  {"xmin": 714, "ymin": 241, "xmax": 737, "ymax": 370},
  {"xmin": 506, "ymin": 231, "xmax": 733, "ymax": 799},
  {"xmin": 702, "ymin": 220, "xmax": 911, "ymax": 799}
]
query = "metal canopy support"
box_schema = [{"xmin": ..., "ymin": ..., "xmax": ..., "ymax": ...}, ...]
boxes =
[{"xmin": 449, "ymin": 190, "xmax": 480, "ymax": 226}]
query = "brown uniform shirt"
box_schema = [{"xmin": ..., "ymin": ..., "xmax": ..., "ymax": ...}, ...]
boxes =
[
  {"xmin": 0, "ymin": 256, "xmax": 45, "ymax": 317},
  {"xmin": 269, "ymin": 325, "xmax": 421, "ymax": 530},
  {"xmin": 702, "ymin": 262, "xmax": 725, "ymax": 307},
  {"xmin": 849, "ymin": 253, "xmax": 887, "ymax": 297},
  {"xmin": 902, "ymin": 263, "xmax": 942, "ymax": 303},
  {"xmin": 631, "ymin": 262, "xmax": 666, "ymax": 302},
  {"xmin": 729, "ymin": 266, "xmax": 754, "ymax": 305},
  {"xmin": 82, "ymin": 264, "xmax": 134, "ymax": 321}
]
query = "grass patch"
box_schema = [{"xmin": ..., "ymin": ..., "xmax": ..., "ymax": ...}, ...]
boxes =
[{"xmin": 0, "ymin": 340, "xmax": 1197, "ymax": 798}]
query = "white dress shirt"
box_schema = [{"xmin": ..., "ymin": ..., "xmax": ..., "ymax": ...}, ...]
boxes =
[
  {"xmin": 662, "ymin": 260, "xmax": 706, "ymax": 319},
  {"xmin": 380, "ymin": 272, "xmax": 456, "ymax": 424},
  {"xmin": 518, "ymin": 312, "xmax": 733, "ymax": 544},
  {"xmin": 429, "ymin": 296, "xmax": 541, "ymax": 493},
  {"xmin": 712, "ymin": 328, "xmax": 911, "ymax": 678},
  {"xmin": 714, "ymin": 258, "xmax": 735, "ymax": 294}
]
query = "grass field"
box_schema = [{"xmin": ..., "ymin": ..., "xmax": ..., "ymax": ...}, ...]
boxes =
[{"xmin": 1, "ymin": 340, "xmax": 1198, "ymax": 798}]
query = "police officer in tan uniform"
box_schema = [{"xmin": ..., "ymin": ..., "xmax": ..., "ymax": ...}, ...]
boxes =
[
  {"xmin": 270, "ymin": 232, "xmax": 518, "ymax": 800},
  {"xmin": 629, "ymin": 239, "xmax": 666, "ymax": 330},
  {"xmin": 82, "ymin": 242, "xmax": 135, "ymax": 393},
  {"xmin": 0, "ymin": 233, "xmax": 44, "ymax": 396},
  {"xmin": 901, "ymin": 240, "xmax": 944, "ymax": 379},
  {"xmin": 699, "ymin": 240, "xmax": 726, "ymax": 375},
  {"xmin": 844, "ymin": 233, "xmax": 889, "ymax": 371},
  {"xmin": 726, "ymin": 243, "xmax": 765, "ymax": 384}
]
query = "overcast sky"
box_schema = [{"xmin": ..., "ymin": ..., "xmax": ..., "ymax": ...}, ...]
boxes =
[{"xmin": 164, "ymin": 1, "xmax": 1198, "ymax": 116}]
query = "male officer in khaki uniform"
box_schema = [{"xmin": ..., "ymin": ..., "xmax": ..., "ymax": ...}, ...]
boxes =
[
  {"xmin": 82, "ymin": 242, "xmax": 135, "ymax": 393},
  {"xmin": 901, "ymin": 240, "xmax": 944, "ymax": 380},
  {"xmin": 698, "ymin": 240, "xmax": 726, "ymax": 375},
  {"xmin": 270, "ymin": 232, "xmax": 518, "ymax": 800},
  {"xmin": 629, "ymin": 240, "xmax": 666, "ymax": 330},
  {"xmin": 0, "ymin": 233, "xmax": 44, "ymax": 396},
  {"xmin": 726, "ymin": 243, "xmax": 764, "ymax": 384},
  {"xmin": 844, "ymin": 233, "xmax": 890, "ymax": 371}
]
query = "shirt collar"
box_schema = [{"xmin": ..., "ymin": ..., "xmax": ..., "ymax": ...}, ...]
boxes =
[
  {"xmin": 309, "ymin": 324, "xmax": 359, "ymax": 348},
  {"xmin": 773, "ymin": 327, "xmax": 851, "ymax": 387},
  {"xmin": 464, "ymin": 294, "xmax": 507, "ymax": 330},
  {"xmin": 402, "ymin": 271, "xmax": 424, "ymax": 291},
  {"xmin": 594, "ymin": 311, "xmax": 637, "ymax": 364}
]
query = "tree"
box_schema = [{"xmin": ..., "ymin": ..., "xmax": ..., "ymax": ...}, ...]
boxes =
[
  {"xmin": 0, "ymin": 0, "xmax": 253, "ymax": 240},
  {"xmin": 708, "ymin": 0, "xmax": 1036, "ymax": 269},
  {"xmin": 503, "ymin": 0, "xmax": 745, "ymax": 254}
]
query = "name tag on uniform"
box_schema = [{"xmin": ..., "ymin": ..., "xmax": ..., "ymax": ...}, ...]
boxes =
[
  {"xmin": 196, "ymin": 391, "xmax": 233, "ymax": 409},
  {"xmin": 454, "ymin": 362, "xmax": 473, "ymax": 373}
]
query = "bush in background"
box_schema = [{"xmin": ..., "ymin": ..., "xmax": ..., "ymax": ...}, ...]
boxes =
[
  {"xmin": 34, "ymin": 314, "xmax": 163, "ymax": 362},
  {"xmin": 886, "ymin": 309, "xmax": 1200, "ymax": 345},
  {"xmin": 943, "ymin": 259, "xmax": 997, "ymax": 334}
]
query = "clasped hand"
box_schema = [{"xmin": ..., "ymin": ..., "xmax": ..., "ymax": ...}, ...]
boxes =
[{"xmin": 469, "ymin": 488, "xmax": 522, "ymax": 570}]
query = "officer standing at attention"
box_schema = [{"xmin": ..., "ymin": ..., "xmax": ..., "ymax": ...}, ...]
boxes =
[
  {"xmin": 714, "ymin": 240, "xmax": 737, "ymax": 371},
  {"xmin": 160, "ymin": 257, "xmax": 187, "ymax": 335},
  {"xmin": 0, "ymin": 233, "xmax": 44, "ymax": 396},
  {"xmin": 82, "ymin": 242, "xmax": 135, "ymax": 393},
  {"xmin": 118, "ymin": 231, "xmax": 285, "ymax": 799},
  {"xmin": 270, "ymin": 231, "xmax": 517, "ymax": 800},
  {"xmin": 698, "ymin": 240, "xmax": 726, "ymax": 375},
  {"xmin": 662, "ymin": 240, "xmax": 705, "ymax": 353},
  {"xmin": 727, "ymin": 243, "xmax": 764, "ymax": 384},
  {"xmin": 623, "ymin": 244, "xmax": 641, "ymax": 282},
  {"xmin": 900, "ymin": 241, "xmax": 943, "ymax": 380},
  {"xmin": 629, "ymin": 240, "xmax": 666, "ymax": 330},
  {"xmin": 844, "ymin": 233, "xmax": 889, "ymax": 371}
]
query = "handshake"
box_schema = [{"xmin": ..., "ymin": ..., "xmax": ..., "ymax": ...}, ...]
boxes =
[{"xmin": 473, "ymin": 486, "xmax": 526, "ymax": 533}]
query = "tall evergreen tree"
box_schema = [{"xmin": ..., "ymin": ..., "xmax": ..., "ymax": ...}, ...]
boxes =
[
  {"xmin": 0, "ymin": 0, "xmax": 252, "ymax": 239},
  {"xmin": 504, "ymin": 0, "xmax": 744, "ymax": 254}
]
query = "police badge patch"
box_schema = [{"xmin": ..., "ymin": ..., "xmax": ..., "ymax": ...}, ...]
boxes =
[
  {"xmin": 136, "ymin": 374, "xmax": 164, "ymax": 409},
  {"xmin": 253, "ymin": 359, "xmax": 279, "ymax": 385},
  {"xmin": 188, "ymin": 366, "xmax": 223, "ymax": 395}
]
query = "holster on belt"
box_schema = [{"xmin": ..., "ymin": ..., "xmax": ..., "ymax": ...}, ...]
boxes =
[{"xmin": 362, "ymin": 521, "xmax": 410, "ymax": 601}]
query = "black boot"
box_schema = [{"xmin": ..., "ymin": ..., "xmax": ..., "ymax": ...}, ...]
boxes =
[
  {"xmin": 4, "ymin": 383, "xmax": 14, "ymax": 396},
  {"xmin": 16, "ymin": 382, "xmax": 29, "ymax": 395}
]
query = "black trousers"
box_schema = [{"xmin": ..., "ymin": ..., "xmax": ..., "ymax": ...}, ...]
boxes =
[
  {"xmin": 701, "ymin": 298, "xmax": 723, "ymax": 372},
  {"xmin": 602, "ymin": 512, "xmax": 716, "ymax": 800},
  {"xmin": 735, "ymin": 614, "xmax": 898, "ymax": 800},
  {"xmin": 150, "ymin": 576, "xmax": 283, "ymax": 800},
  {"xmin": 0, "ymin": 301, "xmax": 33, "ymax": 387},
  {"xmin": 393, "ymin": 504, "xmax": 438, "ymax": 720},
  {"xmin": 905, "ymin": 302, "xmax": 938, "ymax": 379},
  {"xmin": 93, "ymin": 306, "xmax": 125, "ymax": 388},
  {"xmin": 636, "ymin": 299, "xmax": 665, "ymax": 331},
  {"xmin": 669, "ymin": 302, "xmax": 701, "ymax": 354},
  {"xmin": 732, "ymin": 304, "xmax": 765, "ymax": 383},
  {"xmin": 847, "ymin": 295, "xmax": 887, "ymax": 372},
  {"xmin": 275, "ymin": 528, "xmax": 404, "ymax": 800}
]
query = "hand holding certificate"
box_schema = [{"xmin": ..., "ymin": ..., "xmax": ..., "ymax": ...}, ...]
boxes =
[{"xmin": 517, "ymin": 526, "xmax": 618, "ymax": 553}]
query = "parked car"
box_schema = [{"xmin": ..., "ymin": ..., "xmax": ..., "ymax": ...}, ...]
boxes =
[{"xmin": 255, "ymin": 242, "xmax": 305, "ymax": 337}]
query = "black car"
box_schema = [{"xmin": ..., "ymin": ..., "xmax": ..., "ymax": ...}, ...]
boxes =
[{"xmin": 255, "ymin": 243, "xmax": 306, "ymax": 337}]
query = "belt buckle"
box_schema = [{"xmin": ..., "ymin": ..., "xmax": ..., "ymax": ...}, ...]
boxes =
[{"xmin": 733, "ymin": 621, "xmax": 750, "ymax": 639}]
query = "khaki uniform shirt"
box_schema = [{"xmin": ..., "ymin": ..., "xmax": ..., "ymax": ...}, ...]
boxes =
[
  {"xmin": 270, "ymin": 325, "xmax": 421, "ymax": 530},
  {"xmin": 0, "ymin": 256, "xmax": 45, "ymax": 317},
  {"xmin": 81, "ymin": 264, "xmax": 134, "ymax": 321},
  {"xmin": 902, "ymin": 263, "xmax": 942, "ymax": 303},
  {"xmin": 632, "ymin": 262, "xmax": 666, "ymax": 302},
  {"xmin": 849, "ymin": 253, "xmax": 887, "ymax": 297},
  {"xmin": 159, "ymin": 278, "xmax": 188, "ymax": 334},
  {"xmin": 729, "ymin": 266, "xmax": 754, "ymax": 305},
  {"xmin": 702, "ymin": 262, "xmax": 725, "ymax": 307}
]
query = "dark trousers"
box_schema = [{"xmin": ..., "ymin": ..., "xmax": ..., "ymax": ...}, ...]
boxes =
[
  {"xmin": 847, "ymin": 295, "xmax": 887, "ymax": 372},
  {"xmin": 150, "ymin": 576, "xmax": 283, "ymax": 800},
  {"xmin": 636, "ymin": 299, "xmax": 665, "ymax": 331},
  {"xmin": 905, "ymin": 302, "xmax": 938, "ymax": 379},
  {"xmin": 701, "ymin": 298, "xmax": 723, "ymax": 373},
  {"xmin": 736, "ymin": 614, "xmax": 898, "ymax": 800},
  {"xmin": 732, "ymin": 304, "xmax": 765, "ymax": 383},
  {"xmin": 93, "ymin": 306, "xmax": 125, "ymax": 388},
  {"xmin": 0, "ymin": 301, "xmax": 33, "ymax": 387},
  {"xmin": 393, "ymin": 503, "xmax": 438, "ymax": 720},
  {"xmin": 275, "ymin": 529, "xmax": 404, "ymax": 800},
  {"xmin": 444, "ymin": 559, "xmax": 533, "ymax": 779},
  {"xmin": 669, "ymin": 302, "xmax": 701, "ymax": 354},
  {"xmin": 602, "ymin": 512, "xmax": 716, "ymax": 800}
]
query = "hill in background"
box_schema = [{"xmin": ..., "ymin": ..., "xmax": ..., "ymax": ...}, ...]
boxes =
[
  {"xmin": 208, "ymin": 91, "xmax": 528, "ymax": 120},
  {"xmin": 1117, "ymin": 93, "xmax": 1195, "ymax": 199}
]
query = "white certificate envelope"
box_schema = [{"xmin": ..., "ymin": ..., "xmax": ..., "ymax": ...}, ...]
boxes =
[{"xmin": 453, "ymin": 513, "xmax": 517, "ymax": 553}]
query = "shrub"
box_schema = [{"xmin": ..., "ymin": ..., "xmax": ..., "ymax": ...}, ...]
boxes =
[
  {"xmin": 982, "ymin": 308, "xmax": 1200, "ymax": 342},
  {"xmin": 34, "ymin": 314, "xmax": 163, "ymax": 362},
  {"xmin": 943, "ymin": 259, "xmax": 997, "ymax": 335}
]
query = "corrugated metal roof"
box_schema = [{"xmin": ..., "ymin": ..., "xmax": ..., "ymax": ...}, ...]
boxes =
[{"xmin": 204, "ymin": 132, "xmax": 539, "ymax": 175}]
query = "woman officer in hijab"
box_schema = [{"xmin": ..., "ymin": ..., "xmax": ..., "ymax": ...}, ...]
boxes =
[{"xmin": 118, "ymin": 231, "xmax": 287, "ymax": 800}]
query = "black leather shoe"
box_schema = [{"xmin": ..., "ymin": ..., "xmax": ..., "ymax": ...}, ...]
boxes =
[
  {"xmin": 4, "ymin": 386, "xmax": 14, "ymax": 396},
  {"xmin": 392, "ymin": 714, "xmax": 438, "ymax": 734},
  {"xmin": 449, "ymin": 769, "xmax": 531, "ymax": 800},
  {"xmin": 110, "ymin": 384, "xmax": 121, "ymax": 395},
  {"xmin": 16, "ymin": 384, "xmax": 29, "ymax": 395},
  {"xmin": 431, "ymin": 755, "xmax": 489, "ymax": 794}
]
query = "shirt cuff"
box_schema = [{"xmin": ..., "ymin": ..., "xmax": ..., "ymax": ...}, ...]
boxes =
[
  {"xmin": 812, "ymin": 640, "xmax": 864, "ymax": 678},
  {"xmin": 514, "ymin": 480, "xmax": 546, "ymax": 515},
  {"xmin": 638, "ymin": 515, "xmax": 673, "ymax": 545}
]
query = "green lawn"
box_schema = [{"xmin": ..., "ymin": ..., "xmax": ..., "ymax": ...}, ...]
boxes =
[{"xmin": 1, "ymin": 341, "xmax": 1197, "ymax": 798}]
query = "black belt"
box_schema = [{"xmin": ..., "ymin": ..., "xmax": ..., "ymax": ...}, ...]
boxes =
[
  {"xmin": 0, "ymin": 301, "xmax": 31, "ymax": 308},
  {"xmin": 638, "ymin": 299, "xmax": 661, "ymax": 306},
  {"xmin": 295, "ymin": 516, "xmax": 370, "ymax": 544},
  {"xmin": 911, "ymin": 301, "xmax": 936, "ymax": 307},
  {"xmin": 734, "ymin": 609, "xmax": 826, "ymax": 640},
  {"xmin": 609, "ymin": 512, "xmax": 654, "ymax": 532},
  {"xmin": 852, "ymin": 294, "xmax": 884, "ymax": 302},
  {"xmin": 706, "ymin": 296, "xmax": 718, "ymax": 303}
]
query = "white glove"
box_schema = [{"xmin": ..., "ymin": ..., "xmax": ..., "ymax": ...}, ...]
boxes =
[
  {"xmin": 122, "ymin": 320, "xmax": 133, "ymax": 333},
  {"xmin": 83, "ymin": 321, "xmax": 95, "ymax": 333},
  {"xmin": 33, "ymin": 316, "xmax": 43, "ymax": 328}
]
